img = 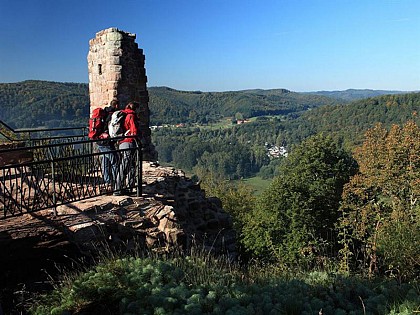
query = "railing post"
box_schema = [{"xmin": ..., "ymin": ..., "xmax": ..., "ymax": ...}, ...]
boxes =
[
  {"xmin": 50, "ymin": 159, "xmax": 57, "ymax": 216},
  {"xmin": 136, "ymin": 140, "xmax": 142, "ymax": 197},
  {"xmin": 89, "ymin": 140, "xmax": 94, "ymax": 173}
]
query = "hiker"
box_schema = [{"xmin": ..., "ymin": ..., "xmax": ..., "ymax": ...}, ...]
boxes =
[
  {"xmin": 113, "ymin": 101, "xmax": 140, "ymax": 195},
  {"xmin": 96, "ymin": 99, "xmax": 119, "ymax": 188}
]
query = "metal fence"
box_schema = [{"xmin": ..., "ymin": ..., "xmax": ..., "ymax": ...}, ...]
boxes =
[
  {"xmin": 0, "ymin": 119, "xmax": 88, "ymax": 145},
  {"xmin": 0, "ymin": 137, "xmax": 142, "ymax": 219}
]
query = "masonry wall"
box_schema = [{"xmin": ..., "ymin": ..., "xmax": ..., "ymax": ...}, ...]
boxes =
[{"xmin": 87, "ymin": 27, "xmax": 156, "ymax": 160}]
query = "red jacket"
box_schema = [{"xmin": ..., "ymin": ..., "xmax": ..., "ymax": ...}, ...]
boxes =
[{"xmin": 120, "ymin": 109, "xmax": 140, "ymax": 144}]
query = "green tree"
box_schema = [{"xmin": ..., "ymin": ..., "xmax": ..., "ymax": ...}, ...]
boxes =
[
  {"xmin": 242, "ymin": 134, "xmax": 356, "ymax": 264},
  {"xmin": 235, "ymin": 112, "xmax": 244, "ymax": 121},
  {"xmin": 339, "ymin": 121, "xmax": 420, "ymax": 279},
  {"xmin": 196, "ymin": 167, "xmax": 256, "ymax": 235},
  {"xmin": 194, "ymin": 141, "xmax": 258, "ymax": 179}
]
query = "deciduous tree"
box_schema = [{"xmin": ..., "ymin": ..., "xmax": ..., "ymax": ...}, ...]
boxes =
[
  {"xmin": 339, "ymin": 121, "xmax": 420, "ymax": 279},
  {"xmin": 243, "ymin": 134, "xmax": 356, "ymax": 264}
]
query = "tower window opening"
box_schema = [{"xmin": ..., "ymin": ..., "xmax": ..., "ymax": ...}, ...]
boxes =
[{"xmin": 98, "ymin": 64, "xmax": 102, "ymax": 75}]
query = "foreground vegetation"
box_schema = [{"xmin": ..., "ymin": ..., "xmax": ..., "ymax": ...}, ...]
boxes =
[
  {"xmin": 32, "ymin": 253, "xmax": 419, "ymax": 315},
  {"xmin": 2, "ymin": 81, "xmax": 418, "ymax": 313},
  {"xmin": 214, "ymin": 121, "xmax": 419, "ymax": 280},
  {"xmin": 32, "ymin": 121, "xmax": 419, "ymax": 314}
]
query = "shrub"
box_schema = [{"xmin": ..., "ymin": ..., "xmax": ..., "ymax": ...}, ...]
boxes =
[{"xmin": 31, "ymin": 253, "xmax": 420, "ymax": 315}]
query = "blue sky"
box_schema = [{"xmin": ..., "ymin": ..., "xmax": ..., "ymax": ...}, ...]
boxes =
[{"xmin": 0, "ymin": 0, "xmax": 419, "ymax": 92}]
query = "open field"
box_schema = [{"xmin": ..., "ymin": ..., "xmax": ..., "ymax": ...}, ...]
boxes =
[{"xmin": 237, "ymin": 176, "xmax": 272, "ymax": 195}]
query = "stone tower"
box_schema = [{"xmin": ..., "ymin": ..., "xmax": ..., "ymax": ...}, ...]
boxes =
[{"xmin": 87, "ymin": 27, "xmax": 156, "ymax": 160}]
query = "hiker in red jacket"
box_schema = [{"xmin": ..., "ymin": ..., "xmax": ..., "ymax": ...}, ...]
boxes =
[
  {"xmin": 98, "ymin": 99, "xmax": 119, "ymax": 187},
  {"xmin": 114, "ymin": 101, "xmax": 140, "ymax": 196}
]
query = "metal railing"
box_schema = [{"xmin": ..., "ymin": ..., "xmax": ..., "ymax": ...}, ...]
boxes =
[
  {"xmin": 0, "ymin": 119, "xmax": 87, "ymax": 145},
  {"xmin": 0, "ymin": 137, "xmax": 142, "ymax": 219}
]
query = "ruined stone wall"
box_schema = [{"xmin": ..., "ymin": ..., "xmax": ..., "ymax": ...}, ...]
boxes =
[
  {"xmin": 87, "ymin": 27, "xmax": 156, "ymax": 160},
  {"xmin": 51, "ymin": 163, "xmax": 237, "ymax": 258}
]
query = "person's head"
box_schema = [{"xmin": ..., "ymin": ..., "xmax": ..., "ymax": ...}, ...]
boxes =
[
  {"xmin": 110, "ymin": 99, "xmax": 119, "ymax": 109},
  {"xmin": 126, "ymin": 101, "xmax": 140, "ymax": 111}
]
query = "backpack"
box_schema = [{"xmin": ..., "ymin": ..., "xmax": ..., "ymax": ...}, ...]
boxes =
[
  {"xmin": 88, "ymin": 108, "xmax": 107, "ymax": 140},
  {"xmin": 108, "ymin": 110, "xmax": 127, "ymax": 138}
]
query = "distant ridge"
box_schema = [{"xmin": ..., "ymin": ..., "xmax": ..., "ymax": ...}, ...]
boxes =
[
  {"xmin": 0, "ymin": 80, "xmax": 416, "ymax": 128},
  {"xmin": 147, "ymin": 86, "xmax": 337, "ymax": 124},
  {"xmin": 306, "ymin": 89, "xmax": 411, "ymax": 102}
]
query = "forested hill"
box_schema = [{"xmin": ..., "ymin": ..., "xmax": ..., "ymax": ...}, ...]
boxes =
[
  {"xmin": 148, "ymin": 86, "xmax": 339, "ymax": 124},
  {"xmin": 0, "ymin": 80, "xmax": 337, "ymax": 128},
  {"xmin": 0, "ymin": 80, "xmax": 90, "ymax": 129},
  {"xmin": 0, "ymin": 81, "xmax": 339, "ymax": 128},
  {"xmin": 152, "ymin": 91, "xmax": 420, "ymax": 180},
  {"xmin": 285, "ymin": 92, "xmax": 420, "ymax": 147},
  {"xmin": 0, "ymin": 80, "xmax": 414, "ymax": 130},
  {"xmin": 306, "ymin": 89, "xmax": 410, "ymax": 102}
]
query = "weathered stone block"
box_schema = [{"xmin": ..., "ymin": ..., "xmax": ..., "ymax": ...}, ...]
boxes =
[
  {"xmin": 146, "ymin": 231, "xmax": 166, "ymax": 248},
  {"xmin": 108, "ymin": 57, "xmax": 121, "ymax": 65},
  {"xmin": 167, "ymin": 229, "xmax": 186, "ymax": 247},
  {"xmin": 158, "ymin": 216, "xmax": 180, "ymax": 231},
  {"xmin": 156, "ymin": 205, "xmax": 174, "ymax": 220},
  {"xmin": 108, "ymin": 72, "xmax": 122, "ymax": 81},
  {"xmin": 106, "ymin": 31, "xmax": 123, "ymax": 41},
  {"xmin": 109, "ymin": 65, "xmax": 123, "ymax": 73}
]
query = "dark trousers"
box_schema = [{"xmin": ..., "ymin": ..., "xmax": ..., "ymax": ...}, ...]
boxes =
[
  {"xmin": 116, "ymin": 141, "xmax": 136, "ymax": 191},
  {"xmin": 97, "ymin": 144, "xmax": 118, "ymax": 186}
]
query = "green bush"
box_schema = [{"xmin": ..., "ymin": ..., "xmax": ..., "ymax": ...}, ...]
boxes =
[
  {"xmin": 377, "ymin": 214, "xmax": 420, "ymax": 281},
  {"xmin": 31, "ymin": 254, "xmax": 419, "ymax": 315}
]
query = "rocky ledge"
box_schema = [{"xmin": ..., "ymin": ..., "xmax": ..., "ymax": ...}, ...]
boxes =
[
  {"xmin": 56, "ymin": 163, "xmax": 237, "ymax": 256},
  {"xmin": 1, "ymin": 163, "xmax": 236, "ymax": 257}
]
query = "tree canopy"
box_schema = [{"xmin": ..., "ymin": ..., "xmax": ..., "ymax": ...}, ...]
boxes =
[
  {"xmin": 242, "ymin": 134, "xmax": 357, "ymax": 263},
  {"xmin": 339, "ymin": 121, "xmax": 420, "ymax": 279}
]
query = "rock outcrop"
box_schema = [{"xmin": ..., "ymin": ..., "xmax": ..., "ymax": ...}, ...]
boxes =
[{"xmin": 59, "ymin": 163, "xmax": 236, "ymax": 257}]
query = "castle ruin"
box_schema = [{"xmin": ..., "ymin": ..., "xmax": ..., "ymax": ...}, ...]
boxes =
[{"xmin": 87, "ymin": 27, "xmax": 156, "ymax": 160}]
